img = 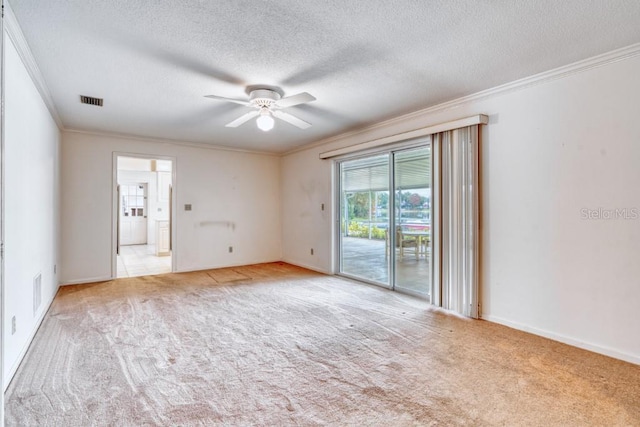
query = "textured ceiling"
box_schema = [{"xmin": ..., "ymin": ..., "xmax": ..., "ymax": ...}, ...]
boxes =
[{"xmin": 9, "ymin": 0, "xmax": 640, "ymax": 153}]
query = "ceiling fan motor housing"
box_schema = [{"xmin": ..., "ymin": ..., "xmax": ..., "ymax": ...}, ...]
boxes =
[
  {"xmin": 249, "ymin": 89, "xmax": 281, "ymax": 108},
  {"xmin": 205, "ymin": 87, "xmax": 314, "ymax": 129}
]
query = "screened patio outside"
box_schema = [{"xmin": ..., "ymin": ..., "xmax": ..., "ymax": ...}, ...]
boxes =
[{"xmin": 339, "ymin": 146, "xmax": 431, "ymax": 298}]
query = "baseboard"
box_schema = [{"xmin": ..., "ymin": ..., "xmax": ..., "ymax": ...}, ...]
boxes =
[
  {"xmin": 61, "ymin": 275, "xmax": 113, "ymax": 286},
  {"xmin": 481, "ymin": 314, "xmax": 640, "ymax": 366},
  {"xmin": 174, "ymin": 258, "xmax": 284, "ymax": 274},
  {"xmin": 62, "ymin": 260, "xmax": 303, "ymax": 284},
  {"xmin": 280, "ymin": 259, "xmax": 332, "ymax": 275},
  {"xmin": 4, "ymin": 284, "xmax": 60, "ymax": 392}
]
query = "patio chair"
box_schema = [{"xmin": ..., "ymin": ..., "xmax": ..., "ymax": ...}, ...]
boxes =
[
  {"xmin": 385, "ymin": 226, "xmax": 419, "ymax": 260},
  {"xmin": 421, "ymin": 235, "xmax": 430, "ymax": 257}
]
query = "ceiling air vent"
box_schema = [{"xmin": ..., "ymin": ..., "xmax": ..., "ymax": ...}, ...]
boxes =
[{"xmin": 80, "ymin": 95, "xmax": 103, "ymax": 106}]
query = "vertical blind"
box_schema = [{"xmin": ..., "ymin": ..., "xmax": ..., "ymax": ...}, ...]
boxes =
[{"xmin": 436, "ymin": 125, "xmax": 479, "ymax": 318}]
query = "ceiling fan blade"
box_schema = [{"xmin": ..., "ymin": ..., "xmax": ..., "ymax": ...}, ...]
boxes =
[
  {"xmin": 273, "ymin": 110, "xmax": 312, "ymax": 129},
  {"xmin": 225, "ymin": 110, "xmax": 259, "ymax": 127},
  {"xmin": 205, "ymin": 94, "xmax": 251, "ymax": 106},
  {"xmin": 274, "ymin": 92, "xmax": 316, "ymax": 108}
]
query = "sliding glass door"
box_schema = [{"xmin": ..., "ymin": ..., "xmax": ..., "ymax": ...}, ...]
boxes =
[
  {"xmin": 393, "ymin": 147, "xmax": 431, "ymax": 296},
  {"xmin": 338, "ymin": 143, "xmax": 432, "ymax": 300},
  {"xmin": 339, "ymin": 154, "xmax": 391, "ymax": 286}
]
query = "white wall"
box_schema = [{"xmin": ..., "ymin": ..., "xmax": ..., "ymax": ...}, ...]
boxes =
[
  {"xmin": 281, "ymin": 152, "xmax": 333, "ymax": 274},
  {"xmin": 281, "ymin": 52, "xmax": 640, "ymax": 364},
  {"xmin": 4, "ymin": 35, "xmax": 61, "ymax": 385},
  {"xmin": 118, "ymin": 157, "xmax": 151, "ymax": 171},
  {"xmin": 61, "ymin": 133, "xmax": 282, "ymax": 283}
]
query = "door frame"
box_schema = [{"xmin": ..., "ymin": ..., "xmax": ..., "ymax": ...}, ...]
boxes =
[{"xmin": 111, "ymin": 153, "xmax": 177, "ymax": 279}]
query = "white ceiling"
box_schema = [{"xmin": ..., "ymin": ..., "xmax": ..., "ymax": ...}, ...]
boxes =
[{"xmin": 9, "ymin": 0, "xmax": 640, "ymax": 153}]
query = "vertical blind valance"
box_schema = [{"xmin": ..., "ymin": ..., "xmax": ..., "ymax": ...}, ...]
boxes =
[{"xmin": 320, "ymin": 115, "xmax": 487, "ymax": 159}]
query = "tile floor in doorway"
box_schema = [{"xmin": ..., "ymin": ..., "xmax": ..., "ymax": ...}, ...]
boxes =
[{"xmin": 117, "ymin": 244, "xmax": 172, "ymax": 278}]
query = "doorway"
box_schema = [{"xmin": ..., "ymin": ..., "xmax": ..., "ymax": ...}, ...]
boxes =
[
  {"xmin": 338, "ymin": 143, "xmax": 432, "ymax": 300},
  {"xmin": 114, "ymin": 155, "xmax": 175, "ymax": 278}
]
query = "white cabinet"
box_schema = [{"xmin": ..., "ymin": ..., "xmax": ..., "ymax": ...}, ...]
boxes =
[{"xmin": 156, "ymin": 220, "xmax": 170, "ymax": 256}]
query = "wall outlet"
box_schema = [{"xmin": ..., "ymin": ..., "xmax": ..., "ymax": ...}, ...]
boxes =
[
  {"xmin": 11, "ymin": 316, "xmax": 16, "ymax": 335},
  {"xmin": 311, "ymin": 248, "xmax": 314, "ymax": 255},
  {"xmin": 228, "ymin": 246, "xmax": 233, "ymax": 253},
  {"xmin": 184, "ymin": 204, "xmax": 192, "ymax": 211}
]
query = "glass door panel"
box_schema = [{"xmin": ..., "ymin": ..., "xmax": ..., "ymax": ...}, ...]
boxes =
[
  {"xmin": 339, "ymin": 154, "xmax": 390, "ymax": 286},
  {"xmin": 393, "ymin": 146, "xmax": 432, "ymax": 298}
]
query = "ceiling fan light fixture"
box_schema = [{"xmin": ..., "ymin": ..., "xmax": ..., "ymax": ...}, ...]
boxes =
[
  {"xmin": 205, "ymin": 87, "xmax": 315, "ymax": 130},
  {"xmin": 256, "ymin": 110, "xmax": 275, "ymax": 131}
]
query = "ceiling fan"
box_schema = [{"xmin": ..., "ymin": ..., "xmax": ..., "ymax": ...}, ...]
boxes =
[{"xmin": 205, "ymin": 88, "xmax": 316, "ymax": 132}]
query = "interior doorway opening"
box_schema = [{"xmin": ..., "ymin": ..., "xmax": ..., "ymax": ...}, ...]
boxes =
[{"xmin": 115, "ymin": 156, "xmax": 174, "ymax": 278}]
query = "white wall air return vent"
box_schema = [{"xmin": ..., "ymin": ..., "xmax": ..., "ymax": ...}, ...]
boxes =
[{"xmin": 80, "ymin": 95, "xmax": 103, "ymax": 106}]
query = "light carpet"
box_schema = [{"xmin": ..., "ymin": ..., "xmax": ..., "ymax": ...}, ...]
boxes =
[{"xmin": 5, "ymin": 262, "xmax": 640, "ymax": 426}]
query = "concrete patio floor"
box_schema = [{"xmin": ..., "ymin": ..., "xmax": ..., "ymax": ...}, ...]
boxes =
[{"xmin": 340, "ymin": 236, "xmax": 430, "ymax": 299}]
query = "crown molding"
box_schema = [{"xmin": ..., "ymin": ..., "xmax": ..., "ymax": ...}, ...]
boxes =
[
  {"xmin": 4, "ymin": 2, "xmax": 64, "ymax": 129},
  {"xmin": 283, "ymin": 42, "xmax": 640, "ymax": 157},
  {"xmin": 63, "ymin": 128, "xmax": 280, "ymax": 157}
]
